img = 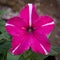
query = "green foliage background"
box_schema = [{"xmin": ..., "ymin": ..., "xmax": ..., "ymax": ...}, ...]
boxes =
[{"xmin": 0, "ymin": 10, "xmax": 60, "ymax": 60}]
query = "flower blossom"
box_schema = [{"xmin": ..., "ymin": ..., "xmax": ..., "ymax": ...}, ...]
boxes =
[{"xmin": 5, "ymin": 3, "xmax": 55, "ymax": 55}]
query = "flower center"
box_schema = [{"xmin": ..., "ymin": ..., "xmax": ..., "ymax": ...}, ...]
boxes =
[{"xmin": 27, "ymin": 27, "xmax": 34, "ymax": 32}]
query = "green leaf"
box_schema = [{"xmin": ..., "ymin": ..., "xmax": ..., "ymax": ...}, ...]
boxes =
[
  {"xmin": 0, "ymin": 10, "xmax": 6, "ymax": 15},
  {"xmin": 0, "ymin": 19, "xmax": 5, "ymax": 25},
  {"xmin": 0, "ymin": 41, "xmax": 11, "ymax": 60},
  {"xmin": 18, "ymin": 55, "xmax": 25, "ymax": 60},
  {"xmin": 0, "ymin": 39, "xmax": 6, "ymax": 44},
  {"xmin": 0, "ymin": 19, "xmax": 6, "ymax": 34},
  {"xmin": 0, "ymin": 18, "xmax": 11, "ymax": 60},
  {"xmin": 7, "ymin": 53, "xmax": 20, "ymax": 60},
  {"xmin": 0, "ymin": 19, "xmax": 11, "ymax": 41},
  {"xmin": 0, "ymin": 54, "xmax": 3, "ymax": 60},
  {"xmin": 0, "ymin": 41, "xmax": 11, "ymax": 53},
  {"xmin": 30, "ymin": 52, "xmax": 48, "ymax": 60},
  {"xmin": 0, "ymin": 32, "xmax": 11, "ymax": 41},
  {"xmin": 1, "ymin": 50, "xmax": 7, "ymax": 60},
  {"xmin": 49, "ymin": 46, "xmax": 60, "ymax": 55},
  {"xmin": 19, "ymin": 50, "xmax": 48, "ymax": 60}
]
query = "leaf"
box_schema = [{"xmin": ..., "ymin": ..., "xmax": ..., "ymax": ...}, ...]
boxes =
[
  {"xmin": 30, "ymin": 52, "xmax": 48, "ymax": 60},
  {"xmin": 0, "ymin": 19, "xmax": 5, "ymax": 25},
  {"xmin": 0, "ymin": 41, "xmax": 11, "ymax": 53},
  {"xmin": 49, "ymin": 46, "xmax": 60, "ymax": 55},
  {"xmin": 0, "ymin": 10, "xmax": 6, "ymax": 15},
  {"xmin": 19, "ymin": 50, "xmax": 48, "ymax": 60},
  {"xmin": 7, "ymin": 53, "xmax": 20, "ymax": 60},
  {"xmin": 0, "ymin": 54, "xmax": 3, "ymax": 60},
  {"xmin": 0, "ymin": 19, "xmax": 11, "ymax": 41},
  {"xmin": 0, "ymin": 19, "xmax": 6, "ymax": 34},
  {"xmin": 0, "ymin": 39, "xmax": 6, "ymax": 44},
  {"xmin": 18, "ymin": 55, "xmax": 25, "ymax": 60},
  {"xmin": 0, "ymin": 41, "xmax": 11, "ymax": 60},
  {"xmin": 1, "ymin": 50, "xmax": 7, "ymax": 60},
  {"xmin": 0, "ymin": 17, "xmax": 11, "ymax": 60},
  {"xmin": 0, "ymin": 32, "xmax": 11, "ymax": 41}
]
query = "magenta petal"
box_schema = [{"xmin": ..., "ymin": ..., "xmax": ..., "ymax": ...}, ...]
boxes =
[
  {"xmin": 20, "ymin": 4, "xmax": 29, "ymax": 25},
  {"xmin": 20, "ymin": 4, "xmax": 39, "ymax": 26},
  {"xmin": 32, "ymin": 4, "xmax": 39, "ymax": 22},
  {"xmin": 5, "ymin": 17, "xmax": 26, "ymax": 36},
  {"xmin": 10, "ymin": 35, "xmax": 30, "ymax": 55},
  {"xmin": 31, "ymin": 32, "xmax": 50, "ymax": 55},
  {"xmin": 33, "ymin": 16, "xmax": 55, "ymax": 35}
]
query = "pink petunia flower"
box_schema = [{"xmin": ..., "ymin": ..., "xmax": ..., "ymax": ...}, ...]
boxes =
[{"xmin": 5, "ymin": 3, "xmax": 55, "ymax": 55}]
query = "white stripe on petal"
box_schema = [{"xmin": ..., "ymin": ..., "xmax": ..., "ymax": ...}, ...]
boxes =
[
  {"xmin": 28, "ymin": 3, "xmax": 32, "ymax": 26},
  {"xmin": 12, "ymin": 44, "xmax": 20, "ymax": 54},
  {"xmin": 42, "ymin": 21, "xmax": 54, "ymax": 27},
  {"xmin": 40, "ymin": 44, "xmax": 48, "ymax": 55},
  {"xmin": 5, "ymin": 23, "xmax": 14, "ymax": 26}
]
